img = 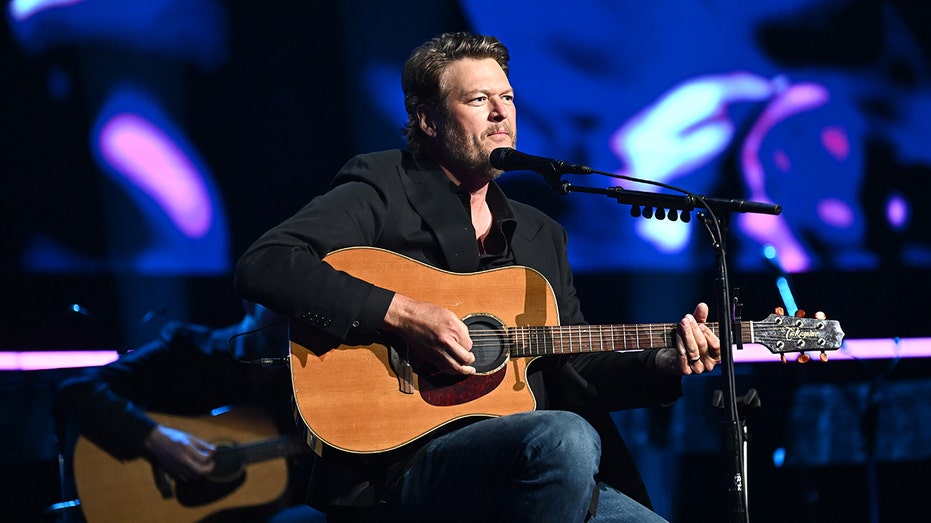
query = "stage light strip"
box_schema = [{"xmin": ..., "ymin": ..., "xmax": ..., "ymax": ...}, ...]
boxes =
[
  {"xmin": 0, "ymin": 350, "xmax": 119, "ymax": 371},
  {"xmin": 733, "ymin": 337, "xmax": 931, "ymax": 363},
  {"xmin": 1, "ymin": 338, "xmax": 930, "ymax": 370}
]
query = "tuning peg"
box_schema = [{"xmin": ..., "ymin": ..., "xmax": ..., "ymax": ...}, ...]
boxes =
[
  {"xmin": 795, "ymin": 309, "xmax": 807, "ymax": 318},
  {"xmin": 780, "ymin": 354, "xmax": 787, "ymax": 364},
  {"xmin": 814, "ymin": 311, "xmax": 827, "ymax": 320},
  {"xmin": 775, "ymin": 306, "xmax": 785, "ymax": 315},
  {"xmin": 797, "ymin": 352, "xmax": 810, "ymax": 363},
  {"xmin": 820, "ymin": 351, "xmax": 828, "ymax": 362}
]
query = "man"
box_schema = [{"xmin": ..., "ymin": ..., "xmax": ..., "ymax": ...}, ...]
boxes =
[
  {"xmin": 235, "ymin": 32, "xmax": 720, "ymax": 522},
  {"xmin": 57, "ymin": 302, "xmax": 325, "ymax": 522}
]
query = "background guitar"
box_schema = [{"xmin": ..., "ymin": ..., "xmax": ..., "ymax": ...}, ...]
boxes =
[{"xmin": 73, "ymin": 405, "xmax": 307, "ymax": 523}]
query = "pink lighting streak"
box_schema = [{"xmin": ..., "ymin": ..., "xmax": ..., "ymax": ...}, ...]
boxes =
[
  {"xmin": 98, "ymin": 113, "xmax": 213, "ymax": 238},
  {"xmin": 0, "ymin": 350, "xmax": 118, "ymax": 371},
  {"xmin": 738, "ymin": 82, "xmax": 831, "ymax": 273}
]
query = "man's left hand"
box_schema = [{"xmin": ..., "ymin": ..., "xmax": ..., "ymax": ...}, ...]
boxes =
[{"xmin": 658, "ymin": 302, "xmax": 722, "ymax": 375}]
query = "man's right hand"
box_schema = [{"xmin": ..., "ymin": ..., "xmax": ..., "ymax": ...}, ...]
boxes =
[
  {"xmin": 383, "ymin": 294, "xmax": 476, "ymax": 375},
  {"xmin": 144, "ymin": 425, "xmax": 215, "ymax": 481}
]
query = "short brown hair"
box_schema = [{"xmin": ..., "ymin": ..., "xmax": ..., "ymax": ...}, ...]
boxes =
[{"xmin": 401, "ymin": 32, "xmax": 510, "ymax": 153}]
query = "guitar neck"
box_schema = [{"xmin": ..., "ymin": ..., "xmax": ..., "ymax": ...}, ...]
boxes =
[
  {"xmin": 507, "ymin": 322, "xmax": 743, "ymax": 357},
  {"xmin": 219, "ymin": 435, "xmax": 306, "ymax": 466}
]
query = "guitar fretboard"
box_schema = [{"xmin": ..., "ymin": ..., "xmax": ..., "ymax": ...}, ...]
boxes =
[
  {"xmin": 218, "ymin": 435, "xmax": 307, "ymax": 466},
  {"xmin": 507, "ymin": 322, "xmax": 738, "ymax": 357}
]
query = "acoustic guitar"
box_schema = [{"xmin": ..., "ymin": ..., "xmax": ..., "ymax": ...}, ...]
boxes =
[
  {"xmin": 73, "ymin": 405, "xmax": 307, "ymax": 523},
  {"xmin": 289, "ymin": 247, "xmax": 845, "ymax": 456}
]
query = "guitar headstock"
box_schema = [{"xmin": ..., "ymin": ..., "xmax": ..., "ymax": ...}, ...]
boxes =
[{"xmin": 750, "ymin": 308, "xmax": 845, "ymax": 363}]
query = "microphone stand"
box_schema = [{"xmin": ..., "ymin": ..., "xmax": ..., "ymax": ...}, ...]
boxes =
[{"xmin": 542, "ymin": 177, "xmax": 779, "ymax": 523}]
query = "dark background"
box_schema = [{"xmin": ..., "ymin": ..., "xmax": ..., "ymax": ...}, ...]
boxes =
[{"xmin": 2, "ymin": 1, "xmax": 930, "ymax": 521}]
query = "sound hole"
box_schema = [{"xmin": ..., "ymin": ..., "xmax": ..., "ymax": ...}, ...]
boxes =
[
  {"xmin": 418, "ymin": 314, "xmax": 509, "ymax": 407},
  {"xmin": 465, "ymin": 314, "xmax": 508, "ymax": 374}
]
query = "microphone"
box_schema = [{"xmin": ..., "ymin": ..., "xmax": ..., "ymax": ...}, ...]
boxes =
[{"xmin": 490, "ymin": 147, "xmax": 593, "ymax": 176}]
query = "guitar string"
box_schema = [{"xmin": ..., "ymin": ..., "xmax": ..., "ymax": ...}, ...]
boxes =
[
  {"xmin": 464, "ymin": 323, "xmax": 689, "ymax": 354},
  {"xmin": 459, "ymin": 323, "xmax": 821, "ymax": 353}
]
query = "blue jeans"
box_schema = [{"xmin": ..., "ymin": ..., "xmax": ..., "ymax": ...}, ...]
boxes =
[{"xmin": 363, "ymin": 410, "xmax": 667, "ymax": 522}]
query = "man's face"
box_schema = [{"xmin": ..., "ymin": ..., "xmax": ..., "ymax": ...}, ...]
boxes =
[{"xmin": 432, "ymin": 58, "xmax": 517, "ymax": 184}]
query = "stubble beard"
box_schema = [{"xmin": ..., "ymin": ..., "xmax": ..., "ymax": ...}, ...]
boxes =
[{"xmin": 439, "ymin": 118, "xmax": 515, "ymax": 184}]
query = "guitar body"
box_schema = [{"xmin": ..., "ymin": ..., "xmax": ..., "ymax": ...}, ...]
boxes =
[
  {"xmin": 289, "ymin": 247, "xmax": 560, "ymax": 454},
  {"xmin": 73, "ymin": 405, "xmax": 289, "ymax": 523},
  {"xmin": 289, "ymin": 247, "xmax": 846, "ymax": 456}
]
